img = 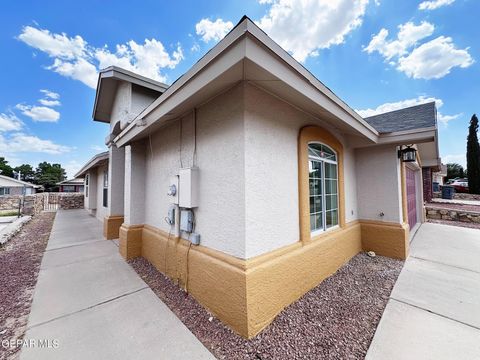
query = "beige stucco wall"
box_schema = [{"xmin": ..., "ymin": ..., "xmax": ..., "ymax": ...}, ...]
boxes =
[
  {"xmin": 110, "ymin": 82, "xmax": 160, "ymax": 133},
  {"xmin": 94, "ymin": 164, "xmax": 108, "ymax": 221},
  {"xmin": 144, "ymin": 83, "xmax": 246, "ymax": 258},
  {"xmin": 355, "ymin": 145, "xmax": 403, "ymax": 223},
  {"xmin": 141, "ymin": 82, "xmax": 359, "ymax": 259},
  {"xmin": 243, "ymin": 83, "xmax": 358, "ymax": 258}
]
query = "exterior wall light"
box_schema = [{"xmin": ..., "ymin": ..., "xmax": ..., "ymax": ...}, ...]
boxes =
[{"xmin": 398, "ymin": 145, "xmax": 417, "ymax": 162}]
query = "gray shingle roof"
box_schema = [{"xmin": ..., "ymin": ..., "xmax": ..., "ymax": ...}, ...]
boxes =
[{"xmin": 363, "ymin": 102, "xmax": 437, "ymax": 133}]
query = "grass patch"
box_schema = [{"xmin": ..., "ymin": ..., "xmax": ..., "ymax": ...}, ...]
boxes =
[{"xmin": 0, "ymin": 211, "xmax": 19, "ymax": 217}]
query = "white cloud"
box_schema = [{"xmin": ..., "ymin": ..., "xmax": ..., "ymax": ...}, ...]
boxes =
[
  {"xmin": 356, "ymin": 95, "xmax": 460, "ymax": 126},
  {"xmin": 0, "ymin": 132, "xmax": 72, "ymax": 154},
  {"xmin": 256, "ymin": 0, "xmax": 369, "ymax": 62},
  {"xmin": 48, "ymin": 57, "xmax": 98, "ymax": 88},
  {"xmin": 419, "ymin": 0, "xmax": 455, "ymax": 10},
  {"xmin": 0, "ymin": 113, "xmax": 23, "ymax": 132},
  {"xmin": 63, "ymin": 160, "xmax": 83, "ymax": 178},
  {"xmin": 15, "ymin": 104, "xmax": 60, "ymax": 122},
  {"xmin": 18, "ymin": 25, "xmax": 184, "ymax": 89},
  {"xmin": 90, "ymin": 145, "xmax": 106, "ymax": 152},
  {"xmin": 40, "ymin": 89, "xmax": 60, "ymax": 99},
  {"xmin": 364, "ymin": 22, "xmax": 434, "ymax": 60},
  {"xmin": 18, "ymin": 26, "xmax": 88, "ymax": 60},
  {"xmin": 38, "ymin": 98, "xmax": 61, "ymax": 107},
  {"xmin": 365, "ymin": 21, "xmax": 473, "ymax": 79},
  {"xmin": 397, "ymin": 36, "xmax": 474, "ymax": 79},
  {"xmin": 437, "ymin": 112, "xmax": 462, "ymax": 125},
  {"xmin": 195, "ymin": 18, "xmax": 234, "ymax": 43},
  {"xmin": 442, "ymin": 154, "xmax": 466, "ymax": 168},
  {"xmin": 38, "ymin": 89, "xmax": 61, "ymax": 106}
]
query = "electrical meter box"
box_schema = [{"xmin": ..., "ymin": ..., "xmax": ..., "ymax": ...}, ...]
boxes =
[
  {"xmin": 180, "ymin": 210, "xmax": 193, "ymax": 232},
  {"xmin": 179, "ymin": 167, "xmax": 199, "ymax": 208},
  {"xmin": 168, "ymin": 175, "xmax": 179, "ymax": 204}
]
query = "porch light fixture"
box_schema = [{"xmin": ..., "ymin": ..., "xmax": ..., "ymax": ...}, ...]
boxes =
[{"xmin": 398, "ymin": 145, "xmax": 416, "ymax": 162}]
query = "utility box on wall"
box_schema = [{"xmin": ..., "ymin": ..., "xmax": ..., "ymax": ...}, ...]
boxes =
[{"xmin": 179, "ymin": 167, "xmax": 199, "ymax": 208}]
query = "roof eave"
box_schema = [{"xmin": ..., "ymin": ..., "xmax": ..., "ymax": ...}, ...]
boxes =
[
  {"xmin": 112, "ymin": 17, "xmax": 379, "ymax": 147},
  {"xmin": 92, "ymin": 66, "xmax": 169, "ymax": 123}
]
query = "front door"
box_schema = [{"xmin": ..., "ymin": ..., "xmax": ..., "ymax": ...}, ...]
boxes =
[{"xmin": 406, "ymin": 167, "xmax": 417, "ymax": 230}]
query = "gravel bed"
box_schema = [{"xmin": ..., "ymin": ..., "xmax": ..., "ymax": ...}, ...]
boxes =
[
  {"xmin": 426, "ymin": 202, "xmax": 480, "ymax": 213},
  {"xmin": 427, "ymin": 218, "xmax": 480, "ymax": 230},
  {"xmin": 0, "ymin": 212, "xmax": 55, "ymax": 360},
  {"xmin": 129, "ymin": 252, "xmax": 403, "ymax": 359}
]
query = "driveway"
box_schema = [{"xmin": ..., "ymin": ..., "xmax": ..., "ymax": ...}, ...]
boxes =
[
  {"xmin": 21, "ymin": 209, "xmax": 213, "ymax": 360},
  {"xmin": 367, "ymin": 223, "xmax": 480, "ymax": 360}
]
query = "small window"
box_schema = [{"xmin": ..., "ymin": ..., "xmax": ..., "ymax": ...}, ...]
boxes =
[
  {"xmin": 0, "ymin": 187, "xmax": 10, "ymax": 196},
  {"xmin": 103, "ymin": 170, "xmax": 108, "ymax": 207},
  {"xmin": 308, "ymin": 143, "xmax": 338, "ymax": 233}
]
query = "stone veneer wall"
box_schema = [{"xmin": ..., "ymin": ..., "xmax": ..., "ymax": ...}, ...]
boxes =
[
  {"xmin": 58, "ymin": 193, "xmax": 84, "ymax": 210},
  {"xmin": 426, "ymin": 206, "xmax": 480, "ymax": 223},
  {"xmin": 433, "ymin": 192, "xmax": 480, "ymax": 201},
  {"xmin": 0, "ymin": 193, "xmax": 84, "ymax": 215}
]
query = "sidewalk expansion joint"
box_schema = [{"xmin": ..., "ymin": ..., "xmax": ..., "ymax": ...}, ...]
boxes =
[
  {"xmin": 389, "ymin": 298, "xmax": 480, "ymax": 331},
  {"xmin": 27, "ymin": 286, "xmax": 149, "ymax": 330},
  {"xmin": 411, "ymin": 255, "xmax": 480, "ymax": 274}
]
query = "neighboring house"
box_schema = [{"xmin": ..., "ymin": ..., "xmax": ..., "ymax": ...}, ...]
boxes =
[
  {"xmin": 57, "ymin": 178, "xmax": 85, "ymax": 193},
  {"xmin": 81, "ymin": 17, "xmax": 441, "ymax": 338},
  {"xmin": 0, "ymin": 174, "xmax": 40, "ymax": 195},
  {"xmin": 433, "ymin": 164, "xmax": 448, "ymax": 186},
  {"xmin": 75, "ymin": 151, "xmax": 109, "ymax": 221}
]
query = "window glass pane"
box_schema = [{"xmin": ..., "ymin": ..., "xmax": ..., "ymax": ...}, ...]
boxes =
[
  {"xmin": 325, "ymin": 179, "xmax": 337, "ymax": 195},
  {"xmin": 308, "ymin": 143, "xmax": 336, "ymax": 162},
  {"xmin": 325, "ymin": 195, "xmax": 338, "ymax": 211},
  {"xmin": 326, "ymin": 210, "xmax": 338, "ymax": 228},
  {"xmin": 309, "ymin": 160, "xmax": 322, "ymax": 178},
  {"xmin": 310, "ymin": 214, "xmax": 316, "ymax": 231},
  {"xmin": 325, "ymin": 163, "xmax": 337, "ymax": 179},
  {"xmin": 311, "ymin": 212, "xmax": 323, "ymax": 231},
  {"xmin": 310, "ymin": 196, "xmax": 315, "ymax": 213}
]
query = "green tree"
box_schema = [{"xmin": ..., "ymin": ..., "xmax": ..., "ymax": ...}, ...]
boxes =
[
  {"xmin": 467, "ymin": 114, "xmax": 480, "ymax": 194},
  {"xmin": 0, "ymin": 157, "xmax": 14, "ymax": 178},
  {"xmin": 446, "ymin": 163, "xmax": 464, "ymax": 181},
  {"xmin": 14, "ymin": 164, "xmax": 35, "ymax": 182},
  {"xmin": 34, "ymin": 162, "xmax": 67, "ymax": 191}
]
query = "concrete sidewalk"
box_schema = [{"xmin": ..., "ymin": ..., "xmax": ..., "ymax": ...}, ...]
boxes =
[
  {"xmin": 21, "ymin": 209, "xmax": 213, "ymax": 360},
  {"xmin": 367, "ymin": 223, "xmax": 480, "ymax": 360}
]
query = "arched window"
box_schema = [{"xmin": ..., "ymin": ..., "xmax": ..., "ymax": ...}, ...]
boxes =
[{"xmin": 308, "ymin": 142, "xmax": 338, "ymax": 233}]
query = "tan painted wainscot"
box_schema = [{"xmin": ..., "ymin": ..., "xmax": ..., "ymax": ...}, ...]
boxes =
[
  {"xmin": 104, "ymin": 215, "xmax": 125, "ymax": 239},
  {"xmin": 119, "ymin": 218, "xmax": 408, "ymax": 339}
]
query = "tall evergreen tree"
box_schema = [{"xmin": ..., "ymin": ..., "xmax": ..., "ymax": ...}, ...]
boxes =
[
  {"xmin": 0, "ymin": 157, "xmax": 14, "ymax": 178},
  {"xmin": 467, "ymin": 114, "xmax": 480, "ymax": 194}
]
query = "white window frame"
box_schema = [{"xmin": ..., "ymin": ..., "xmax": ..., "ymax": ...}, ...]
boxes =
[{"xmin": 308, "ymin": 142, "xmax": 339, "ymax": 236}]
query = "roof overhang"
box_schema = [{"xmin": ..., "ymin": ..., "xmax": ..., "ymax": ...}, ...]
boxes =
[
  {"xmin": 113, "ymin": 17, "xmax": 379, "ymax": 147},
  {"xmin": 93, "ymin": 66, "xmax": 168, "ymax": 123},
  {"xmin": 75, "ymin": 152, "xmax": 109, "ymax": 178},
  {"xmin": 0, "ymin": 175, "xmax": 40, "ymax": 188}
]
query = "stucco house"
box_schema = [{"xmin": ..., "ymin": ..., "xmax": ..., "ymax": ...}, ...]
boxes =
[
  {"xmin": 80, "ymin": 16, "xmax": 440, "ymax": 338},
  {"xmin": 0, "ymin": 174, "xmax": 40, "ymax": 195},
  {"xmin": 75, "ymin": 151, "xmax": 109, "ymax": 221},
  {"xmin": 57, "ymin": 178, "xmax": 85, "ymax": 193}
]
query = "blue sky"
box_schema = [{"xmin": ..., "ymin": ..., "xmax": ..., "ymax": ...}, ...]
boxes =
[{"xmin": 0, "ymin": 0, "xmax": 478, "ymax": 177}]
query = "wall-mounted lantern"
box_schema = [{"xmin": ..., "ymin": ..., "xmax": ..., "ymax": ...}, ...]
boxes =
[{"xmin": 398, "ymin": 145, "xmax": 417, "ymax": 162}]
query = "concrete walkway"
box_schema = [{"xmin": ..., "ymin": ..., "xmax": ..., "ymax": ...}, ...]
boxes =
[
  {"xmin": 367, "ymin": 223, "xmax": 480, "ymax": 360},
  {"xmin": 21, "ymin": 209, "xmax": 213, "ymax": 360}
]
